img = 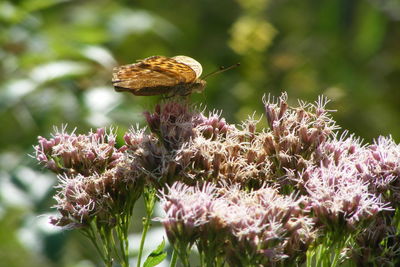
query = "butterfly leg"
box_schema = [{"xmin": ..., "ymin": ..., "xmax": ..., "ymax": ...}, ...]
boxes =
[
  {"xmin": 163, "ymin": 92, "xmax": 175, "ymax": 99},
  {"xmin": 180, "ymin": 91, "xmax": 191, "ymax": 97}
]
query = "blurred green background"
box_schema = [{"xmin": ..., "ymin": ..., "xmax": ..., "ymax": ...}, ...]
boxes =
[{"xmin": 0, "ymin": 0, "xmax": 399, "ymax": 266}]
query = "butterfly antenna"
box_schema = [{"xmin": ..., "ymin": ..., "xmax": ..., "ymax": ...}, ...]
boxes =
[{"xmin": 202, "ymin": 63, "xmax": 240, "ymax": 79}]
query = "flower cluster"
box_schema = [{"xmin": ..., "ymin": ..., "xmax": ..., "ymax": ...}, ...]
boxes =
[
  {"xmin": 130, "ymin": 95, "xmax": 339, "ymax": 190},
  {"xmin": 314, "ymin": 134, "xmax": 400, "ymax": 263},
  {"xmin": 263, "ymin": 94, "xmax": 339, "ymax": 177},
  {"xmin": 148, "ymin": 95, "xmax": 395, "ymax": 265},
  {"xmin": 34, "ymin": 93, "xmax": 400, "ymax": 266},
  {"xmin": 126, "ymin": 101, "xmax": 275, "ymax": 188},
  {"xmin": 35, "ymin": 127, "xmax": 124, "ymax": 176},
  {"xmin": 34, "ymin": 127, "xmax": 143, "ymax": 228},
  {"xmin": 158, "ymin": 182, "xmax": 315, "ymax": 266},
  {"xmin": 362, "ymin": 136, "xmax": 400, "ymax": 204},
  {"xmin": 303, "ymin": 160, "xmax": 387, "ymax": 231}
]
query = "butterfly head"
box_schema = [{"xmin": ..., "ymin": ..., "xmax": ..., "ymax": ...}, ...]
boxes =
[
  {"xmin": 171, "ymin": 55, "xmax": 206, "ymax": 95},
  {"xmin": 191, "ymin": 79, "xmax": 207, "ymax": 93}
]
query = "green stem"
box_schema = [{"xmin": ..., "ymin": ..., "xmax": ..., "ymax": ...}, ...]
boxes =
[
  {"xmin": 199, "ymin": 249, "xmax": 205, "ymax": 267},
  {"xmin": 100, "ymin": 226, "xmax": 114, "ymax": 267},
  {"xmin": 136, "ymin": 213, "xmax": 152, "ymax": 267},
  {"xmin": 82, "ymin": 227, "xmax": 108, "ymax": 266},
  {"xmin": 110, "ymin": 227, "xmax": 123, "ymax": 265},
  {"xmin": 83, "ymin": 220, "xmax": 114, "ymax": 267},
  {"xmin": 137, "ymin": 187, "xmax": 157, "ymax": 267},
  {"xmin": 169, "ymin": 249, "xmax": 178, "ymax": 267},
  {"xmin": 178, "ymin": 246, "xmax": 191, "ymax": 267},
  {"xmin": 115, "ymin": 214, "xmax": 130, "ymax": 267},
  {"xmin": 122, "ymin": 219, "xmax": 130, "ymax": 267}
]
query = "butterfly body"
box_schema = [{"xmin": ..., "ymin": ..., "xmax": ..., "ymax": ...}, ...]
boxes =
[{"xmin": 112, "ymin": 55, "xmax": 206, "ymax": 96}]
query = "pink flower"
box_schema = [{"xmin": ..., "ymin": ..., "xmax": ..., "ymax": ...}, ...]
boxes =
[
  {"xmin": 303, "ymin": 159, "xmax": 390, "ymax": 230},
  {"xmin": 159, "ymin": 182, "xmax": 315, "ymax": 265},
  {"xmin": 34, "ymin": 126, "xmax": 124, "ymax": 176}
]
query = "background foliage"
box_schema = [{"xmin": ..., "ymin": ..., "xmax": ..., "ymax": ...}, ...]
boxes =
[{"xmin": 0, "ymin": 0, "xmax": 399, "ymax": 266}]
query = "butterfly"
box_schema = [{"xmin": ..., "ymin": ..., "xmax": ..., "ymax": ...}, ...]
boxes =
[{"xmin": 112, "ymin": 55, "xmax": 239, "ymax": 97}]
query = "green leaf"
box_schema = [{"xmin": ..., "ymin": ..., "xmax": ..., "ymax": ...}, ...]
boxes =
[{"xmin": 143, "ymin": 239, "xmax": 167, "ymax": 267}]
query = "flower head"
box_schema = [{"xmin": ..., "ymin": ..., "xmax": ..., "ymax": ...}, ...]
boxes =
[
  {"xmin": 159, "ymin": 182, "xmax": 315, "ymax": 265},
  {"xmin": 34, "ymin": 126, "xmax": 125, "ymax": 176},
  {"xmin": 303, "ymin": 159, "xmax": 390, "ymax": 231}
]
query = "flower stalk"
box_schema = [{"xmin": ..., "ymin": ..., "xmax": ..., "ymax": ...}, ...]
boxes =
[{"xmin": 137, "ymin": 187, "xmax": 157, "ymax": 267}]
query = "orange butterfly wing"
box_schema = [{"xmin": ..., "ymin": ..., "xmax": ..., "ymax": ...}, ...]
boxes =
[{"xmin": 112, "ymin": 56, "xmax": 197, "ymax": 95}]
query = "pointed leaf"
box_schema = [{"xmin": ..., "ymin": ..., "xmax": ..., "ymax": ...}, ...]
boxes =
[{"xmin": 143, "ymin": 239, "xmax": 167, "ymax": 267}]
